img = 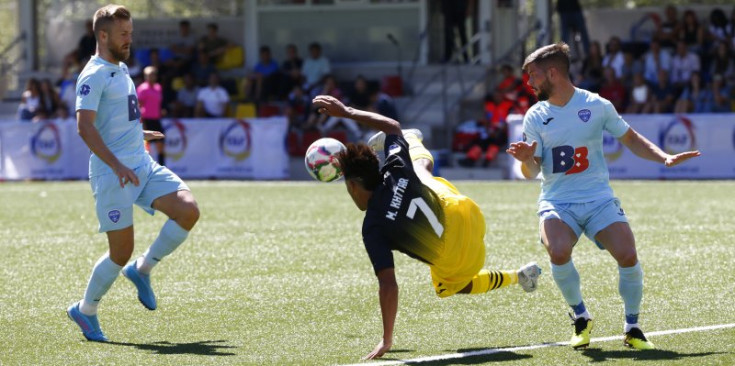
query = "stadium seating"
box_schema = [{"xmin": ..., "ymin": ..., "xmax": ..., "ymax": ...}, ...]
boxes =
[
  {"xmin": 235, "ymin": 103, "xmax": 257, "ymax": 118},
  {"xmin": 216, "ymin": 46, "xmax": 244, "ymax": 70}
]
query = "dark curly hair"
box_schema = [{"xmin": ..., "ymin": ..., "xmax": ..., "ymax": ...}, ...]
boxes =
[{"xmin": 336, "ymin": 143, "xmax": 381, "ymax": 191}]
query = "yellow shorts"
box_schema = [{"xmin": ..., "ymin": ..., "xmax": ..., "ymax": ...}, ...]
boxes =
[{"xmin": 422, "ymin": 177, "xmax": 486, "ymax": 298}]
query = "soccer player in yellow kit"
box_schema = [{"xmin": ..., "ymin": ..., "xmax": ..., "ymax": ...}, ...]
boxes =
[{"xmin": 312, "ymin": 95, "xmax": 542, "ymax": 360}]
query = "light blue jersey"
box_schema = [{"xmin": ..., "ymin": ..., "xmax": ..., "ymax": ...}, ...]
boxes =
[
  {"xmin": 76, "ymin": 55, "xmax": 145, "ymax": 177},
  {"xmin": 523, "ymin": 88, "xmax": 630, "ymax": 204}
]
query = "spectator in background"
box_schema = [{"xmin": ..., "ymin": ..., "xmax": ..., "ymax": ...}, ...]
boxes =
[
  {"xmin": 496, "ymin": 64, "xmax": 522, "ymax": 101},
  {"xmin": 191, "ymin": 52, "xmax": 216, "ymax": 87},
  {"xmin": 39, "ymin": 79, "xmax": 64, "ymax": 119},
  {"xmin": 62, "ymin": 20, "xmax": 96, "ymax": 77},
  {"xmin": 643, "ymin": 38, "xmax": 671, "ymax": 85},
  {"xmin": 195, "ymin": 73, "xmax": 230, "ymax": 118},
  {"xmin": 369, "ymin": 88, "xmax": 399, "ymax": 122},
  {"xmin": 302, "ymin": 42, "xmax": 331, "ymax": 92},
  {"xmin": 172, "ymin": 73, "xmax": 199, "ymax": 118},
  {"xmin": 458, "ymin": 91, "xmax": 511, "ymax": 167},
  {"xmin": 307, "ymin": 75, "xmax": 360, "ymax": 138},
  {"xmin": 17, "ymin": 78, "xmax": 43, "ymax": 121},
  {"xmin": 674, "ymin": 72, "xmax": 705, "ymax": 113},
  {"xmin": 654, "ymin": 5, "xmax": 680, "ymax": 49},
  {"xmin": 556, "ymin": 0, "xmax": 591, "ymax": 57},
  {"xmin": 698, "ymin": 74, "xmax": 731, "ymax": 113},
  {"xmin": 620, "ymin": 50, "xmax": 643, "ymax": 90},
  {"xmin": 347, "ymin": 75, "xmax": 372, "ymax": 110},
  {"xmin": 670, "ymin": 40, "xmax": 701, "ymax": 93},
  {"xmin": 280, "ymin": 44, "xmax": 304, "ymax": 98},
  {"xmin": 59, "ymin": 76, "xmax": 77, "ymax": 118},
  {"xmin": 198, "ymin": 23, "xmax": 229, "ymax": 65},
  {"xmin": 441, "ymin": 0, "xmax": 471, "ymax": 63},
  {"xmin": 248, "ymin": 46, "xmax": 280, "ymax": 102},
  {"xmin": 286, "ymin": 84, "xmax": 310, "ymax": 131},
  {"xmin": 706, "ymin": 9, "xmax": 731, "ymax": 47},
  {"xmin": 650, "ymin": 70, "xmax": 676, "ymax": 113},
  {"xmin": 679, "ymin": 10, "xmax": 705, "ymax": 53},
  {"xmin": 146, "ymin": 48, "xmax": 170, "ymax": 79},
  {"xmin": 137, "ymin": 66, "xmax": 166, "ymax": 166},
  {"xmin": 626, "ymin": 73, "xmax": 651, "ymax": 114},
  {"xmin": 170, "ymin": 20, "xmax": 196, "ymax": 75},
  {"xmin": 602, "ymin": 36, "xmax": 625, "ymax": 79},
  {"xmin": 709, "ymin": 42, "xmax": 734, "ymax": 83},
  {"xmin": 576, "ymin": 40, "xmax": 603, "ymax": 92},
  {"xmin": 599, "ymin": 67, "xmax": 627, "ymax": 113}
]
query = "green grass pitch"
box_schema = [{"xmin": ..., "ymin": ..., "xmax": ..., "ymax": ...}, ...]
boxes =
[{"xmin": 1, "ymin": 180, "xmax": 733, "ymax": 365}]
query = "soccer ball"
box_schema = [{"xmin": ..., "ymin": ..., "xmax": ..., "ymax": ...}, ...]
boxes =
[{"xmin": 304, "ymin": 137, "xmax": 346, "ymax": 182}]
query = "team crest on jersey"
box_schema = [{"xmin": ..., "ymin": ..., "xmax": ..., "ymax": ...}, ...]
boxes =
[
  {"xmin": 578, "ymin": 109, "xmax": 591, "ymax": 122},
  {"xmin": 388, "ymin": 143, "xmax": 401, "ymax": 155},
  {"xmin": 79, "ymin": 84, "xmax": 91, "ymax": 96},
  {"xmin": 108, "ymin": 210, "xmax": 121, "ymax": 223}
]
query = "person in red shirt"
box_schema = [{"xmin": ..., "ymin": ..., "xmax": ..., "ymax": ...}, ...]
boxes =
[
  {"xmin": 599, "ymin": 66, "xmax": 627, "ymax": 113},
  {"xmin": 137, "ymin": 66, "xmax": 166, "ymax": 165}
]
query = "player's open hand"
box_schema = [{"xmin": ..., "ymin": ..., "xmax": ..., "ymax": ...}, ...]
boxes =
[
  {"xmin": 665, "ymin": 150, "xmax": 701, "ymax": 167},
  {"xmin": 143, "ymin": 130, "xmax": 165, "ymax": 141},
  {"xmin": 113, "ymin": 163, "xmax": 139, "ymax": 188},
  {"xmin": 312, "ymin": 95, "xmax": 350, "ymax": 118},
  {"xmin": 506, "ymin": 140, "xmax": 538, "ymax": 163},
  {"xmin": 363, "ymin": 339, "xmax": 392, "ymax": 360}
]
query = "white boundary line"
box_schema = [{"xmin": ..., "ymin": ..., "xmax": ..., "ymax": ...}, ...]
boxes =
[{"xmin": 341, "ymin": 323, "xmax": 735, "ymax": 366}]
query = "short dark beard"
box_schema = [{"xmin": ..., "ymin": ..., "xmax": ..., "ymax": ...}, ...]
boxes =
[
  {"xmin": 536, "ymin": 79, "xmax": 552, "ymax": 101},
  {"xmin": 109, "ymin": 46, "xmax": 130, "ymax": 63}
]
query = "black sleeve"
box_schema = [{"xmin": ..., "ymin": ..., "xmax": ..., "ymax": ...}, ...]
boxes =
[
  {"xmin": 381, "ymin": 134, "xmax": 416, "ymax": 177},
  {"xmin": 362, "ymin": 225, "xmax": 395, "ymax": 274}
]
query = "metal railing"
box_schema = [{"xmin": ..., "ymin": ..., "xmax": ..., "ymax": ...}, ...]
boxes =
[{"xmin": 0, "ymin": 32, "xmax": 27, "ymax": 99}]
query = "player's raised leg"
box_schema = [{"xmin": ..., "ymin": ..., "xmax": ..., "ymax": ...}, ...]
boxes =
[
  {"xmin": 68, "ymin": 226, "xmax": 134, "ymax": 342},
  {"xmin": 541, "ymin": 217, "xmax": 593, "ymax": 349},
  {"xmin": 595, "ymin": 222, "xmax": 655, "ymax": 350},
  {"xmin": 456, "ymin": 262, "xmax": 541, "ymax": 295},
  {"xmin": 123, "ymin": 190, "xmax": 199, "ymax": 310}
]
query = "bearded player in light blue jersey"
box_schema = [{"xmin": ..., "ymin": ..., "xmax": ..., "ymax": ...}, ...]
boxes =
[
  {"xmin": 66, "ymin": 4, "xmax": 199, "ymax": 342},
  {"xmin": 507, "ymin": 43, "xmax": 699, "ymax": 350}
]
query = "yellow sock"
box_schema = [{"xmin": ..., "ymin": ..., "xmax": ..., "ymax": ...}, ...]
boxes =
[
  {"xmin": 404, "ymin": 134, "xmax": 434, "ymax": 165},
  {"xmin": 469, "ymin": 269, "xmax": 519, "ymax": 294}
]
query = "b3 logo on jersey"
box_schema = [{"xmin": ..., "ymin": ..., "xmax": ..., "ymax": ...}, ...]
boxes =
[
  {"xmin": 552, "ymin": 145, "xmax": 589, "ymax": 175},
  {"xmin": 128, "ymin": 94, "xmax": 140, "ymax": 121}
]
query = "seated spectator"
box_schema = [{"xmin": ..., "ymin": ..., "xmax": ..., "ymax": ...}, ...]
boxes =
[
  {"xmin": 674, "ymin": 72, "xmax": 705, "ymax": 113},
  {"xmin": 170, "ymin": 20, "xmax": 197, "ymax": 75},
  {"xmin": 39, "ymin": 79, "xmax": 64, "ymax": 119},
  {"xmin": 602, "ymin": 36, "xmax": 625, "ymax": 79},
  {"xmin": 643, "ymin": 38, "xmax": 672, "ymax": 85},
  {"xmin": 620, "ymin": 50, "xmax": 643, "ymax": 89},
  {"xmin": 198, "ymin": 23, "xmax": 230, "ymax": 65},
  {"xmin": 191, "ymin": 52, "xmax": 216, "ymax": 87},
  {"xmin": 705, "ymin": 9, "xmax": 731, "ymax": 47},
  {"xmin": 599, "ymin": 67, "xmax": 627, "ymax": 112},
  {"xmin": 247, "ymin": 46, "xmax": 281, "ymax": 102},
  {"xmin": 670, "ymin": 40, "xmax": 701, "ymax": 93},
  {"xmin": 346, "ymin": 75, "xmax": 372, "ymax": 110},
  {"xmin": 285, "ymin": 84, "xmax": 310, "ymax": 131},
  {"xmin": 576, "ymin": 40, "xmax": 603, "ymax": 91},
  {"xmin": 302, "ymin": 42, "xmax": 331, "ymax": 92},
  {"xmin": 307, "ymin": 76, "xmax": 361, "ymax": 139},
  {"xmin": 62, "ymin": 20, "xmax": 96, "ymax": 76},
  {"xmin": 626, "ymin": 73, "xmax": 652, "ymax": 114},
  {"xmin": 650, "ymin": 70, "xmax": 676, "ymax": 113},
  {"xmin": 146, "ymin": 48, "xmax": 171, "ymax": 80},
  {"xmin": 172, "ymin": 73, "xmax": 199, "ymax": 118},
  {"xmin": 137, "ymin": 66, "xmax": 166, "ymax": 165},
  {"xmin": 195, "ymin": 73, "xmax": 230, "ymax": 118},
  {"xmin": 280, "ymin": 44, "xmax": 304, "ymax": 98},
  {"xmin": 709, "ymin": 42, "xmax": 734, "ymax": 83},
  {"xmin": 17, "ymin": 78, "xmax": 43, "ymax": 121},
  {"xmin": 654, "ymin": 5, "xmax": 680, "ymax": 49},
  {"xmin": 679, "ymin": 9, "xmax": 705, "ymax": 53},
  {"xmin": 496, "ymin": 64, "xmax": 522, "ymax": 101},
  {"xmin": 457, "ymin": 94, "xmax": 510, "ymax": 168},
  {"xmin": 368, "ymin": 88, "xmax": 399, "ymax": 121},
  {"xmin": 698, "ymin": 74, "xmax": 731, "ymax": 112}
]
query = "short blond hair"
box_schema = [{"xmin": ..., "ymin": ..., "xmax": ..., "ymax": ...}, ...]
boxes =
[
  {"xmin": 522, "ymin": 42, "xmax": 571, "ymax": 77},
  {"xmin": 92, "ymin": 5, "xmax": 131, "ymax": 36}
]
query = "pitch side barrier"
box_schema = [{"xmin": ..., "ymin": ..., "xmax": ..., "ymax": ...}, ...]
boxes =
[
  {"xmin": 506, "ymin": 113, "xmax": 735, "ymax": 180},
  {"xmin": 0, "ymin": 117, "xmax": 289, "ymax": 180}
]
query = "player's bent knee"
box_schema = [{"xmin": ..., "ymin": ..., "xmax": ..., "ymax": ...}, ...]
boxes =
[
  {"xmin": 615, "ymin": 251, "xmax": 638, "ymax": 267},
  {"xmin": 548, "ymin": 247, "xmax": 573, "ymax": 265}
]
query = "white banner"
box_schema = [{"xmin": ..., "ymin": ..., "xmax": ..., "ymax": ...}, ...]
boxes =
[
  {"xmin": 0, "ymin": 117, "xmax": 289, "ymax": 180},
  {"xmin": 507, "ymin": 113, "xmax": 735, "ymax": 180}
]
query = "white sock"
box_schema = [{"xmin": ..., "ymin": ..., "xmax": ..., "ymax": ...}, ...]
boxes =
[
  {"xmin": 576, "ymin": 310, "xmax": 592, "ymax": 320},
  {"xmin": 136, "ymin": 220, "xmax": 189, "ymax": 274},
  {"xmin": 624, "ymin": 322, "xmax": 640, "ymax": 333},
  {"xmin": 81, "ymin": 254, "xmax": 122, "ymax": 315}
]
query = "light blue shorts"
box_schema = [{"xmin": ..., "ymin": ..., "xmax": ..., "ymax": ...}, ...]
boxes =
[
  {"xmin": 537, "ymin": 197, "xmax": 628, "ymax": 249},
  {"xmin": 91, "ymin": 157, "xmax": 189, "ymax": 232}
]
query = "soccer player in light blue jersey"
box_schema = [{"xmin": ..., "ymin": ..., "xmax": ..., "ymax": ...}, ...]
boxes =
[
  {"xmin": 66, "ymin": 4, "xmax": 199, "ymax": 342},
  {"xmin": 507, "ymin": 43, "xmax": 700, "ymax": 350}
]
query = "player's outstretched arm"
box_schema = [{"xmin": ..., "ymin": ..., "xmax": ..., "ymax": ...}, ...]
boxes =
[
  {"xmin": 506, "ymin": 141, "xmax": 541, "ymax": 179},
  {"xmin": 312, "ymin": 95, "xmax": 402, "ymax": 136},
  {"xmin": 77, "ymin": 110, "xmax": 139, "ymax": 187},
  {"xmin": 618, "ymin": 128, "xmax": 701, "ymax": 167},
  {"xmin": 363, "ymin": 268, "xmax": 398, "ymax": 360}
]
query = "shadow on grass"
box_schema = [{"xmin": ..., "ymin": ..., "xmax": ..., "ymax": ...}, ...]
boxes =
[
  {"xmin": 107, "ymin": 339, "xmax": 236, "ymax": 356},
  {"xmin": 388, "ymin": 348, "xmax": 532, "ymax": 365},
  {"xmin": 581, "ymin": 348, "xmax": 727, "ymax": 362}
]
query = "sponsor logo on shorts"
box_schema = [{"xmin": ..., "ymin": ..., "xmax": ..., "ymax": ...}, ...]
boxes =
[{"xmin": 108, "ymin": 210, "xmax": 121, "ymax": 223}]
